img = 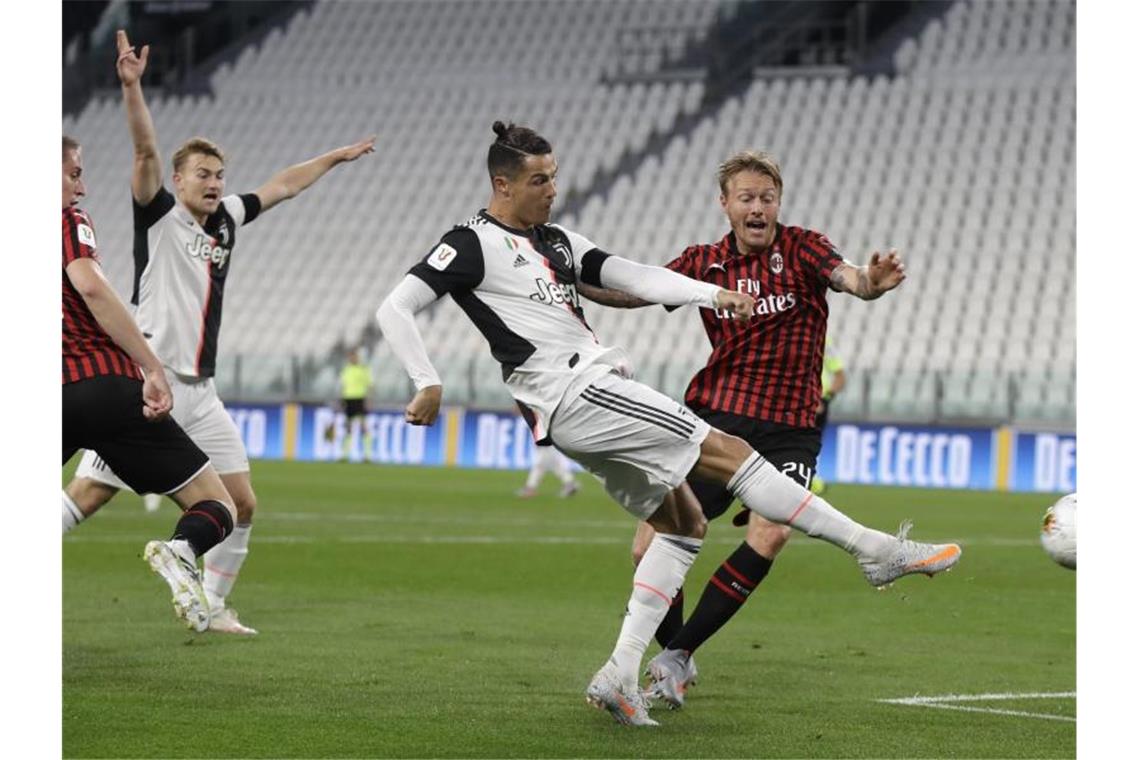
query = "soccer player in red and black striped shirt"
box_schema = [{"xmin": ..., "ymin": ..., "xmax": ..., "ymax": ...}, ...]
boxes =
[
  {"xmin": 62, "ymin": 135, "xmax": 238, "ymax": 633},
  {"xmin": 587, "ymin": 151, "xmax": 906, "ymax": 705}
]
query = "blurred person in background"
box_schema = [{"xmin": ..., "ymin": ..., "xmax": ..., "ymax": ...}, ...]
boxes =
[
  {"xmin": 339, "ymin": 348, "xmax": 374, "ymax": 461},
  {"xmin": 516, "ymin": 440, "xmax": 579, "ymax": 498}
]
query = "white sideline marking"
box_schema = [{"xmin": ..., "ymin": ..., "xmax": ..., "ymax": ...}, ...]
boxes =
[{"xmin": 878, "ymin": 692, "xmax": 1076, "ymax": 723}]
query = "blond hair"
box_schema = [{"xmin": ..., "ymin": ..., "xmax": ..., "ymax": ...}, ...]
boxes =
[
  {"xmin": 717, "ymin": 150, "xmax": 782, "ymax": 196},
  {"xmin": 172, "ymin": 137, "xmax": 225, "ymax": 173}
]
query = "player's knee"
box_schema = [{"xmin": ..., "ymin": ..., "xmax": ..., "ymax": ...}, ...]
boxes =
[
  {"xmin": 234, "ymin": 490, "xmax": 257, "ymax": 523},
  {"xmin": 681, "ymin": 510, "xmax": 708, "ymax": 541},
  {"xmin": 694, "ymin": 515, "xmax": 708, "ymax": 540},
  {"xmin": 747, "ymin": 522, "xmax": 792, "ymax": 557},
  {"xmin": 66, "ymin": 478, "xmax": 118, "ymax": 516},
  {"xmin": 699, "ymin": 429, "xmax": 756, "ymax": 481}
]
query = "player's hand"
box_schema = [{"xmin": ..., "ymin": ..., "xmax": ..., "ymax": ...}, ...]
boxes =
[
  {"xmin": 115, "ymin": 30, "xmax": 149, "ymax": 87},
  {"xmin": 714, "ymin": 289, "xmax": 755, "ymax": 320},
  {"xmin": 339, "ymin": 136, "xmax": 377, "ymax": 163},
  {"xmin": 141, "ymin": 368, "xmax": 173, "ymax": 421},
  {"xmin": 866, "ymin": 248, "xmax": 906, "ymax": 295},
  {"xmin": 405, "ymin": 385, "xmax": 442, "ymax": 426}
]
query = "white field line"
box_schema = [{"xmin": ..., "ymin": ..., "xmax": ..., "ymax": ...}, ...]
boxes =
[{"xmin": 878, "ymin": 692, "xmax": 1076, "ymax": 723}]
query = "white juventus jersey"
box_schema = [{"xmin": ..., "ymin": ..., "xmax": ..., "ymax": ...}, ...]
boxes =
[
  {"xmin": 409, "ymin": 210, "xmax": 630, "ymax": 442},
  {"xmin": 131, "ymin": 187, "xmax": 260, "ymax": 377}
]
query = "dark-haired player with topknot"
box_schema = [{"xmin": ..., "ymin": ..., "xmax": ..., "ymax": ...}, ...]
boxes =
[
  {"xmin": 376, "ymin": 121, "xmax": 960, "ymax": 726},
  {"xmin": 63, "ymin": 133, "xmax": 238, "ymax": 633}
]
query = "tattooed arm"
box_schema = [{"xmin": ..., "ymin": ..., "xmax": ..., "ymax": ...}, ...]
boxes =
[
  {"xmin": 577, "ymin": 282, "xmax": 653, "ymax": 309},
  {"xmin": 829, "ymin": 249, "xmax": 907, "ymax": 300}
]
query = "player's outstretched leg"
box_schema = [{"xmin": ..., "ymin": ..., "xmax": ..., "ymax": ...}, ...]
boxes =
[{"xmin": 696, "ymin": 431, "xmax": 961, "ymax": 588}]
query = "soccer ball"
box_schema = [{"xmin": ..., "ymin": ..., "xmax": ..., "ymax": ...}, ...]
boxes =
[{"xmin": 1040, "ymin": 493, "xmax": 1076, "ymax": 570}]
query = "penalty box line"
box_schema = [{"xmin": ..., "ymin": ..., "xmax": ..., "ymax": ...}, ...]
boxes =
[{"xmin": 878, "ymin": 692, "xmax": 1076, "ymax": 723}]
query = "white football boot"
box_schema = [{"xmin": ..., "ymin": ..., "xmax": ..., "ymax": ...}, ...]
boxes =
[
  {"xmin": 208, "ymin": 605, "xmax": 258, "ymax": 636},
  {"xmin": 644, "ymin": 648, "xmax": 698, "ymax": 709},
  {"xmin": 143, "ymin": 540, "xmax": 209, "ymax": 632},
  {"xmin": 586, "ymin": 662, "xmax": 659, "ymax": 726},
  {"xmin": 859, "ymin": 521, "xmax": 962, "ymax": 588}
]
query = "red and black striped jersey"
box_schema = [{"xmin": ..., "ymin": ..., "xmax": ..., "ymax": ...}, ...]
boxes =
[
  {"xmin": 666, "ymin": 224, "xmax": 843, "ymax": 428},
  {"xmin": 62, "ymin": 207, "xmax": 143, "ymax": 385}
]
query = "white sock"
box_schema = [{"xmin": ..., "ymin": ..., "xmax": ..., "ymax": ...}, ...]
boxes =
[
  {"xmin": 62, "ymin": 491, "xmax": 85, "ymax": 534},
  {"xmin": 203, "ymin": 523, "xmax": 252, "ymax": 609},
  {"xmin": 609, "ymin": 533, "xmax": 701, "ymax": 689},
  {"xmin": 728, "ymin": 452, "xmax": 894, "ymax": 559}
]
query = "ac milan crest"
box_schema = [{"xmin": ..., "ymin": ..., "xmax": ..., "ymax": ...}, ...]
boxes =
[{"xmin": 770, "ymin": 251, "xmax": 784, "ymax": 274}]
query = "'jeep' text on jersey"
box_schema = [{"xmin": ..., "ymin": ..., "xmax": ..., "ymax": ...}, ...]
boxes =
[
  {"xmin": 131, "ymin": 187, "xmax": 260, "ymax": 377},
  {"xmin": 408, "ymin": 210, "xmax": 630, "ymax": 442}
]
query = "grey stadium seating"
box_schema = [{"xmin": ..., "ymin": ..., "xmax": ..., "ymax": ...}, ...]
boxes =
[{"xmin": 63, "ymin": 0, "xmax": 1074, "ymax": 425}]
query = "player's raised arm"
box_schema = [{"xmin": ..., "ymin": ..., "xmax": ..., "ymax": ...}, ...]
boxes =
[
  {"xmin": 253, "ymin": 136, "xmax": 376, "ymax": 213},
  {"xmin": 116, "ymin": 30, "xmax": 162, "ymax": 205},
  {"xmin": 375, "ymin": 274, "xmax": 445, "ymax": 425},
  {"xmin": 829, "ymin": 249, "xmax": 907, "ymax": 300},
  {"xmin": 579, "ymin": 251, "xmax": 755, "ymax": 320}
]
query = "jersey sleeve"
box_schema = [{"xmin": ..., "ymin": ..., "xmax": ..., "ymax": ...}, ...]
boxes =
[
  {"xmin": 664, "ymin": 246, "xmax": 699, "ymax": 278},
  {"xmin": 62, "ymin": 208, "xmax": 98, "ymax": 267},
  {"xmin": 800, "ymin": 230, "xmax": 845, "ymax": 284},
  {"xmin": 407, "ymin": 227, "xmax": 485, "ymax": 296},
  {"xmin": 222, "ymin": 193, "xmax": 262, "ymax": 227},
  {"xmin": 133, "ymin": 187, "xmax": 177, "ymax": 230}
]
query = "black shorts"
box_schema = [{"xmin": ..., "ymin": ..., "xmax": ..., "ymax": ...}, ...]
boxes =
[
  {"xmin": 342, "ymin": 398, "xmax": 367, "ymax": 418},
  {"xmin": 62, "ymin": 374, "xmax": 209, "ymax": 495},
  {"xmin": 687, "ymin": 406, "xmax": 822, "ymax": 522},
  {"xmin": 815, "ymin": 397, "xmax": 831, "ymax": 431}
]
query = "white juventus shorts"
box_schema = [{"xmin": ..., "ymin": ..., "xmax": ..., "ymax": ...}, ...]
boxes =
[
  {"xmin": 550, "ymin": 369, "xmax": 710, "ymax": 519},
  {"xmin": 76, "ymin": 371, "xmax": 249, "ymax": 492}
]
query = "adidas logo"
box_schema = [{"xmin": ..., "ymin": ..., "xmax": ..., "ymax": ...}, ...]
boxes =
[{"xmin": 512, "ymin": 254, "xmax": 529, "ymax": 268}]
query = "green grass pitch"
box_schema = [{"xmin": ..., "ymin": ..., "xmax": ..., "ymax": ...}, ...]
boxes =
[{"xmin": 63, "ymin": 460, "xmax": 1075, "ymax": 758}]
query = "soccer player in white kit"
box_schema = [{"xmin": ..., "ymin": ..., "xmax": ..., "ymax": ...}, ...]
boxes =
[
  {"xmin": 516, "ymin": 441, "xmax": 578, "ymax": 498},
  {"xmin": 376, "ymin": 122, "xmax": 963, "ymax": 726},
  {"xmin": 62, "ymin": 31, "xmax": 375, "ymax": 635}
]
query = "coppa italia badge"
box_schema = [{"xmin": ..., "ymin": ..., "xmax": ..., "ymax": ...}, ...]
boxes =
[{"xmin": 770, "ymin": 251, "xmax": 784, "ymax": 274}]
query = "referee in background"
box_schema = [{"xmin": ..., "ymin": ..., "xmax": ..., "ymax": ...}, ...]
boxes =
[{"xmin": 339, "ymin": 348, "xmax": 373, "ymax": 461}]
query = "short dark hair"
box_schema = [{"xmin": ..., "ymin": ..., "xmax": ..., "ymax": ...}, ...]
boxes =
[
  {"xmin": 63, "ymin": 135, "xmax": 80, "ymax": 158},
  {"xmin": 487, "ymin": 121, "xmax": 552, "ymax": 180}
]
